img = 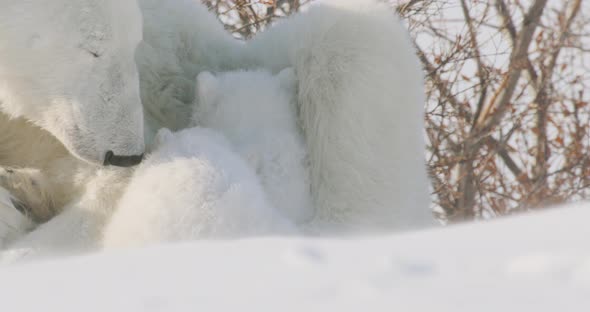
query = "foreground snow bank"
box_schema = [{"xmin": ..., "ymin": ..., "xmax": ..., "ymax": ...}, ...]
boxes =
[{"xmin": 0, "ymin": 203, "xmax": 589, "ymax": 311}]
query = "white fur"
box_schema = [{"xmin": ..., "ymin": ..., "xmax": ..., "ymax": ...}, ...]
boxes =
[
  {"xmin": 194, "ymin": 68, "xmax": 314, "ymax": 224},
  {"xmin": 0, "ymin": 187, "xmax": 34, "ymax": 248},
  {"xmin": 103, "ymin": 128, "xmax": 294, "ymax": 248},
  {"xmin": 136, "ymin": 0, "xmax": 244, "ymax": 144},
  {"xmin": 0, "ymin": 166, "xmax": 132, "ymax": 259},
  {"xmin": 0, "ymin": 0, "xmax": 433, "ymax": 257},
  {"xmin": 243, "ymin": 0, "xmax": 433, "ymax": 232},
  {"xmin": 0, "ymin": 0, "xmax": 145, "ymax": 164},
  {"xmin": 0, "ymin": 0, "xmax": 242, "ymax": 253}
]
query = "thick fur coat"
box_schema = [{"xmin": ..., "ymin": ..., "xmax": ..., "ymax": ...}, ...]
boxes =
[{"xmin": 0, "ymin": 0, "xmax": 432, "ymax": 258}]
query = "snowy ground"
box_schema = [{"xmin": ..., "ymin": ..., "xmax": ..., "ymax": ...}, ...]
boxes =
[{"xmin": 0, "ymin": 203, "xmax": 588, "ymax": 311}]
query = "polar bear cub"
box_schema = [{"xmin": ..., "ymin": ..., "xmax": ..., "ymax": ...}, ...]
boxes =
[
  {"xmin": 103, "ymin": 128, "xmax": 294, "ymax": 248},
  {"xmin": 194, "ymin": 68, "xmax": 314, "ymax": 224}
]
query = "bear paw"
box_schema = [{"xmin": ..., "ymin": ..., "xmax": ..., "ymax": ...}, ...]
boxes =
[
  {"xmin": 0, "ymin": 186, "xmax": 35, "ymax": 249},
  {"xmin": 0, "ymin": 168, "xmax": 56, "ymax": 224}
]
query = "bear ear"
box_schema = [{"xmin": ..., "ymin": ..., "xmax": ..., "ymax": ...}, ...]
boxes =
[
  {"xmin": 196, "ymin": 71, "xmax": 219, "ymax": 100},
  {"xmin": 277, "ymin": 67, "xmax": 297, "ymax": 93}
]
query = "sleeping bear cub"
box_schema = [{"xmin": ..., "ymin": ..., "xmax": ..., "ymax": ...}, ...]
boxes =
[
  {"xmin": 104, "ymin": 68, "xmax": 311, "ymax": 247},
  {"xmin": 102, "ymin": 127, "xmax": 295, "ymax": 248},
  {"xmin": 194, "ymin": 68, "xmax": 314, "ymax": 224}
]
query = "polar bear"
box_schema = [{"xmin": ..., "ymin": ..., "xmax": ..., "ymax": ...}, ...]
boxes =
[
  {"xmin": 140, "ymin": 0, "xmax": 433, "ymax": 232},
  {"xmin": 0, "ymin": 0, "xmax": 432, "ymax": 254},
  {"xmin": 103, "ymin": 128, "xmax": 295, "ymax": 248},
  {"xmin": 0, "ymin": 0, "xmax": 237, "ymax": 251},
  {"xmin": 194, "ymin": 68, "xmax": 314, "ymax": 224},
  {"xmin": 0, "ymin": 0, "xmax": 148, "ymax": 249},
  {"xmin": 0, "ymin": 0, "xmax": 247, "ymax": 246}
]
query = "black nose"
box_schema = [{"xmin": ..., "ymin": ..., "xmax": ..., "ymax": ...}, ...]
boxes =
[{"xmin": 103, "ymin": 151, "xmax": 144, "ymax": 167}]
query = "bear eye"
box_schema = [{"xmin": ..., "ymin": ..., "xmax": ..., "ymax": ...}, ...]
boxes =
[
  {"xmin": 80, "ymin": 34, "xmax": 106, "ymax": 59},
  {"xmin": 80, "ymin": 44, "xmax": 103, "ymax": 59},
  {"xmin": 87, "ymin": 50, "xmax": 101, "ymax": 58}
]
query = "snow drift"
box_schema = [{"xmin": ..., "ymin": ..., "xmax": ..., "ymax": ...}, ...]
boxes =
[{"xmin": 0, "ymin": 202, "xmax": 588, "ymax": 311}]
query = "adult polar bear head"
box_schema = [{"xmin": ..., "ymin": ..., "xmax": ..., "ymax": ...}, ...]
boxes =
[{"xmin": 0, "ymin": 0, "xmax": 145, "ymax": 166}]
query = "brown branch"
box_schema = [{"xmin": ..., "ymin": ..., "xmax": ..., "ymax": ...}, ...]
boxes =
[
  {"xmin": 530, "ymin": 0, "xmax": 582, "ymax": 204},
  {"xmin": 416, "ymin": 47, "xmax": 473, "ymax": 121},
  {"xmin": 475, "ymin": 0, "xmax": 548, "ymax": 136},
  {"xmin": 494, "ymin": 0, "xmax": 541, "ymax": 89},
  {"xmin": 460, "ymin": 0, "xmax": 489, "ymax": 131},
  {"xmin": 397, "ymin": 0, "xmax": 425, "ymax": 16}
]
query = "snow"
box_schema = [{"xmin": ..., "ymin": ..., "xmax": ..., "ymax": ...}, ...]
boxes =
[{"xmin": 0, "ymin": 203, "xmax": 589, "ymax": 311}]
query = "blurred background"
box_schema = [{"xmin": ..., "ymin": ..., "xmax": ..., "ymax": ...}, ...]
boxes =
[{"xmin": 202, "ymin": 0, "xmax": 590, "ymax": 223}]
